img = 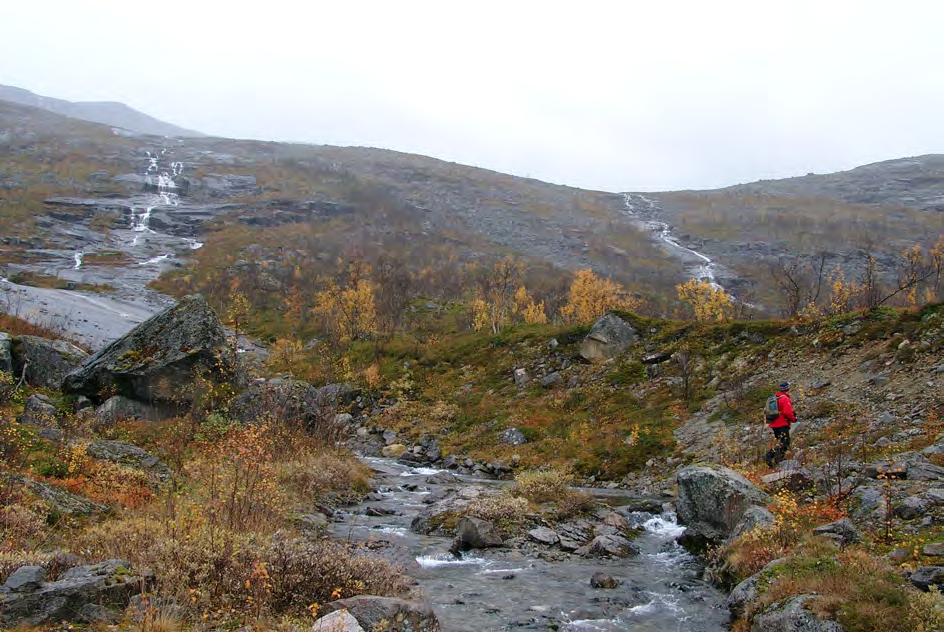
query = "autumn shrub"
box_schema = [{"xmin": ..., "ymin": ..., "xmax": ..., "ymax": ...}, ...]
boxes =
[
  {"xmin": 77, "ymin": 515, "xmax": 409, "ymax": 622},
  {"xmin": 34, "ymin": 442, "xmax": 156, "ymax": 509},
  {"xmin": 905, "ymin": 586, "xmax": 944, "ymax": 632},
  {"xmin": 750, "ymin": 546, "xmax": 915, "ymax": 632},
  {"xmin": 278, "ymin": 447, "xmax": 371, "ymax": 503},
  {"xmin": 553, "ymin": 489, "xmax": 596, "ymax": 519},
  {"xmin": 511, "ymin": 469, "xmax": 574, "ymax": 503},
  {"xmin": 464, "ymin": 494, "xmax": 529, "ymax": 535}
]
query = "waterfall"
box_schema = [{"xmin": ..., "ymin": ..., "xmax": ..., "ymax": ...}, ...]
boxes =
[{"xmin": 74, "ymin": 252, "xmax": 84, "ymax": 269}]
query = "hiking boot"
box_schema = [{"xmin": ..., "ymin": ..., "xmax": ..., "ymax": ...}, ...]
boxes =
[{"xmin": 764, "ymin": 452, "xmax": 775, "ymax": 468}]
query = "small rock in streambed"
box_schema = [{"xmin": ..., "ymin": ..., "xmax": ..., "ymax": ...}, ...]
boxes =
[{"xmin": 590, "ymin": 572, "xmax": 620, "ymax": 589}]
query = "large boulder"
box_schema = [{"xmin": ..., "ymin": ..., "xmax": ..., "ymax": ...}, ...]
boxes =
[
  {"xmin": 19, "ymin": 394, "xmax": 58, "ymax": 428},
  {"xmin": 313, "ymin": 609, "xmax": 365, "ymax": 631},
  {"xmin": 727, "ymin": 558, "xmax": 786, "ymax": 618},
  {"xmin": 676, "ymin": 465, "xmax": 771, "ymax": 545},
  {"xmin": 579, "ymin": 313, "xmax": 639, "ymax": 363},
  {"xmin": 0, "ymin": 331, "xmax": 12, "ymax": 374},
  {"xmin": 454, "ymin": 517, "xmax": 503, "ymax": 549},
  {"xmin": 9, "ymin": 475, "xmax": 108, "ymax": 516},
  {"xmin": 325, "ymin": 596, "xmax": 441, "ymax": 632},
  {"xmin": 749, "ymin": 594, "xmax": 844, "ymax": 631},
  {"xmin": 228, "ymin": 377, "xmax": 354, "ymax": 428},
  {"xmin": 12, "ymin": 335, "xmax": 88, "ymax": 389},
  {"xmin": 95, "ymin": 395, "xmax": 162, "ymax": 426},
  {"xmin": 62, "ymin": 295, "xmax": 229, "ymax": 405},
  {"xmin": 0, "ymin": 559, "xmax": 150, "ymax": 627}
]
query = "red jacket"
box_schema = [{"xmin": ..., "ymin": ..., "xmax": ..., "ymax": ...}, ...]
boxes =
[{"xmin": 769, "ymin": 391, "xmax": 795, "ymax": 429}]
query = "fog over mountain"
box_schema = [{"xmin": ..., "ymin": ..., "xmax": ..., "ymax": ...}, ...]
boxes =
[{"xmin": 2, "ymin": 1, "xmax": 943, "ymax": 191}]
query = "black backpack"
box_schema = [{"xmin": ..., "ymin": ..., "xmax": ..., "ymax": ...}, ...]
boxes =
[{"xmin": 764, "ymin": 394, "xmax": 781, "ymax": 422}]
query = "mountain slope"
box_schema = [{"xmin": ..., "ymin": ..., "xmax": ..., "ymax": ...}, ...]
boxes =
[{"xmin": 0, "ymin": 84, "xmax": 204, "ymax": 137}]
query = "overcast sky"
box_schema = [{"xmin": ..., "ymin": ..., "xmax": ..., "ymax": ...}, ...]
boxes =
[{"xmin": 2, "ymin": 1, "xmax": 942, "ymax": 192}]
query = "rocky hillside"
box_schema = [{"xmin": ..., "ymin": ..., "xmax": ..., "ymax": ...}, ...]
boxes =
[{"xmin": 0, "ymin": 84, "xmax": 204, "ymax": 137}]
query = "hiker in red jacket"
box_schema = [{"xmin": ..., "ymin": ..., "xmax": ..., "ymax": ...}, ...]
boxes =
[{"xmin": 764, "ymin": 381, "xmax": 796, "ymax": 467}]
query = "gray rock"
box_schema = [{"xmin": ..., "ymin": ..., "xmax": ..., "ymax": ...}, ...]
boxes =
[
  {"xmin": 580, "ymin": 313, "xmax": 639, "ymax": 363},
  {"xmin": 455, "ymin": 517, "xmax": 503, "ymax": 549},
  {"xmin": 19, "ymin": 394, "xmax": 57, "ymax": 428},
  {"xmin": 86, "ymin": 440, "xmax": 171, "ymax": 481},
  {"xmin": 603, "ymin": 512, "xmax": 631, "ymax": 531},
  {"xmin": 676, "ymin": 465, "xmax": 770, "ymax": 544},
  {"xmin": 590, "ymin": 572, "xmax": 620, "ymax": 589},
  {"xmin": 556, "ymin": 521, "xmax": 593, "ymax": 551},
  {"xmin": 896, "ymin": 495, "xmax": 930, "ymax": 520},
  {"xmin": 877, "ymin": 411, "xmax": 896, "ymax": 425},
  {"xmin": 96, "ymin": 395, "xmax": 161, "ymax": 426},
  {"xmin": 727, "ymin": 558, "xmax": 786, "ymax": 618},
  {"xmin": 229, "ymin": 378, "xmax": 353, "ymax": 429},
  {"xmin": 62, "ymin": 295, "xmax": 229, "ymax": 405},
  {"xmin": 335, "ymin": 413, "xmax": 354, "ymax": 426},
  {"xmin": 541, "ymin": 371, "xmax": 563, "ymax": 388},
  {"xmin": 528, "ymin": 527, "xmax": 560, "ymax": 546},
  {"xmin": 8, "ymin": 475, "xmax": 108, "ymax": 515},
  {"xmin": 325, "ymin": 596, "xmax": 441, "ymax": 632},
  {"xmin": 761, "ymin": 468, "xmax": 813, "ymax": 491},
  {"xmin": 12, "ymin": 335, "xmax": 88, "ymax": 389},
  {"xmin": 730, "ymin": 506, "xmax": 776, "ymax": 540},
  {"xmin": 410, "ymin": 486, "xmax": 502, "ymax": 535},
  {"xmin": 750, "ymin": 594, "xmax": 844, "ymax": 631},
  {"xmin": 383, "ymin": 429, "xmax": 398, "ymax": 445},
  {"xmin": 513, "ymin": 368, "xmax": 530, "ymax": 387},
  {"xmin": 313, "ymin": 609, "xmax": 365, "ymax": 631},
  {"xmin": 910, "ymin": 566, "xmax": 944, "ymax": 592},
  {"xmin": 0, "ymin": 331, "xmax": 12, "ymax": 374},
  {"xmin": 1, "ymin": 566, "xmax": 46, "ymax": 592},
  {"xmin": 922, "ymin": 543, "xmax": 944, "ymax": 557},
  {"xmin": 500, "ymin": 428, "xmax": 528, "ymax": 446},
  {"xmin": 77, "ymin": 603, "xmax": 118, "ymax": 624},
  {"xmin": 426, "ymin": 471, "xmax": 459, "ymax": 485},
  {"xmin": 581, "ymin": 534, "xmax": 637, "ymax": 558},
  {"xmin": 0, "ymin": 559, "xmax": 150, "ymax": 627},
  {"xmin": 812, "ymin": 518, "xmax": 861, "ymax": 545}
]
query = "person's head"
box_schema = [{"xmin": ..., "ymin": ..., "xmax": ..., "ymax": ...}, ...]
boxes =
[{"xmin": 779, "ymin": 381, "xmax": 790, "ymax": 392}]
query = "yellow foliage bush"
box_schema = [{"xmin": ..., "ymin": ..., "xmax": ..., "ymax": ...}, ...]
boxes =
[
  {"xmin": 511, "ymin": 469, "xmax": 574, "ymax": 504},
  {"xmin": 560, "ymin": 269, "xmax": 640, "ymax": 324}
]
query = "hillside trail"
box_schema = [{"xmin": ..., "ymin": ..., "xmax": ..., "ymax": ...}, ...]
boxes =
[{"xmin": 328, "ymin": 457, "xmax": 729, "ymax": 632}]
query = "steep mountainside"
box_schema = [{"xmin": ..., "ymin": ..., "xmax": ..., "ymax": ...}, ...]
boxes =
[{"xmin": 0, "ymin": 84, "xmax": 204, "ymax": 137}]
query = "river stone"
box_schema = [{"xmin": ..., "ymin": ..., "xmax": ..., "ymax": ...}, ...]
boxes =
[
  {"xmin": 12, "ymin": 335, "xmax": 88, "ymax": 389},
  {"xmin": 749, "ymin": 594, "xmax": 844, "ymax": 632},
  {"xmin": 0, "ymin": 332, "xmax": 12, "ymax": 374},
  {"xmin": 86, "ymin": 440, "xmax": 171, "ymax": 481},
  {"xmin": 62, "ymin": 295, "xmax": 229, "ymax": 405},
  {"xmin": 325, "ymin": 596, "xmax": 441, "ymax": 632},
  {"xmin": 513, "ymin": 368, "xmax": 529, "ymax": 388},
  {"xmin": 19, "ymin": 394, "xmax": 58, "ymax": 428},
  {"xmin": 313, "ymin": 609, "xmax": 365, "ymax": 631},
  {"xmin": 579, "ymin": 313, "xmax": 639, "ymax": 363},
  {"xmin": 528, "ymin": 527, "xmax": 560, "ymax": 545},
  {"xmin": 383, "ymin": 429, "xmax": 398, "ymax": 445},
  {"xmin": 541, "ymin": 371, "xmax": 563, "ymax": 388},
  {"xmin": 676, "ymin": 465, "xmax": 770, "ymax": 545},
  {"xmin": 455, "ymin": 516, "xmax": 503, "ymax": 549},
  {"xmin": 590, "ymin": 572, "xmax": 620, "ymax": 589},
  {"xmin": 0, "ymin": 559, "xmax": 150, "ymax": 627},
  {"xmin": 603, "ymin": 512, "xmax": 631, "ymax": 531},
  {"xmin": 426, "ymin": 471, "xmax": 458, "ymax": 485},
  {"xmin": 382, "ymin": 444, "xmax": 408, "ymax": 458},
  {"xmin": 1, "ymin": 566, "xmax": 46, "ymax": 592},
  {"xmin": 578, "ymin": 534, "xmax": 638, "ymax": 558},
  {"xmin": 556, "ymin": 521, "xmax": 593, "ymax": 551}
]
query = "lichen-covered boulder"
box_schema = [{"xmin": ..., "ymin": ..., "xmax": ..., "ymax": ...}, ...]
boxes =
[
  {"xmin": 325, "ymin": 596, "xmax": 441, "ymax": 632},
  {"xmin": 579, "ymin": 313, "xmax": 639, "ymax": 363},
  {"xmin": 676, "ymin": 465, "xmax": 770, "ymax": 545},
  {"xmin": 0, "ymin": 559, "xmax": 150, "ymax": 627},
  {"xmin": 62, "ymin": 295, "xmax": 230, "ymax": 405},
  {"xmin": 86, "ymin": 440, "xmax": 172, "ymax": 482},
  {"xmin": 749, "ymin": 594, "xmax": 844, "ymax": 631},
  {"xmin": 12, "ymin": 335, "xmax": 88, "ymax": 389},
  {"xmin": 0, "ymin": 331, "xmax": 12, "ymax": 374},
  {"xmin": 19, "ymin": 394, "xmax": 58, "ymax": 428}
]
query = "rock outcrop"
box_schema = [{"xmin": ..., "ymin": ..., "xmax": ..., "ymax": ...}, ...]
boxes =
[
  {"xmin": 0, "ymin": 331, "xmax": 12, "ymax": 373},
  {"xmin": 0, "ymin": 559, "xmax": 150, "ymax": 627},
  {"xmin": 228, "ymin": 377, "xmax": 354, "ymax": 428},
  {"xmin": 12, "ymin": 335, "xmax": 88, "ymax": 389},
  {"xmin": 19, "ymin": 393, "xmax": 57, "ymax": 427},
  {"xmin": 579, "ymin": 313, "xmax": 639, "ymax": 363},
  {"xmin": 86, "ymin": 440, "xmax": 172, "ymax": 482},
  {"xmin": 454, "ymin": 517, "xmax": 503, "ymax": 549},
  {"xmin": 676, "ymin": 465, "xmax": 771, "ymax": 545},
  {"xmin": 62, "ymin": 295, "xmax": 229, "ymax": 405}
]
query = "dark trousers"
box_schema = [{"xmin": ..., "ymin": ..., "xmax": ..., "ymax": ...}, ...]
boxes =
[{"xmin": 765, "ymin": 426, "xmax": 791, "ymax": 465}]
